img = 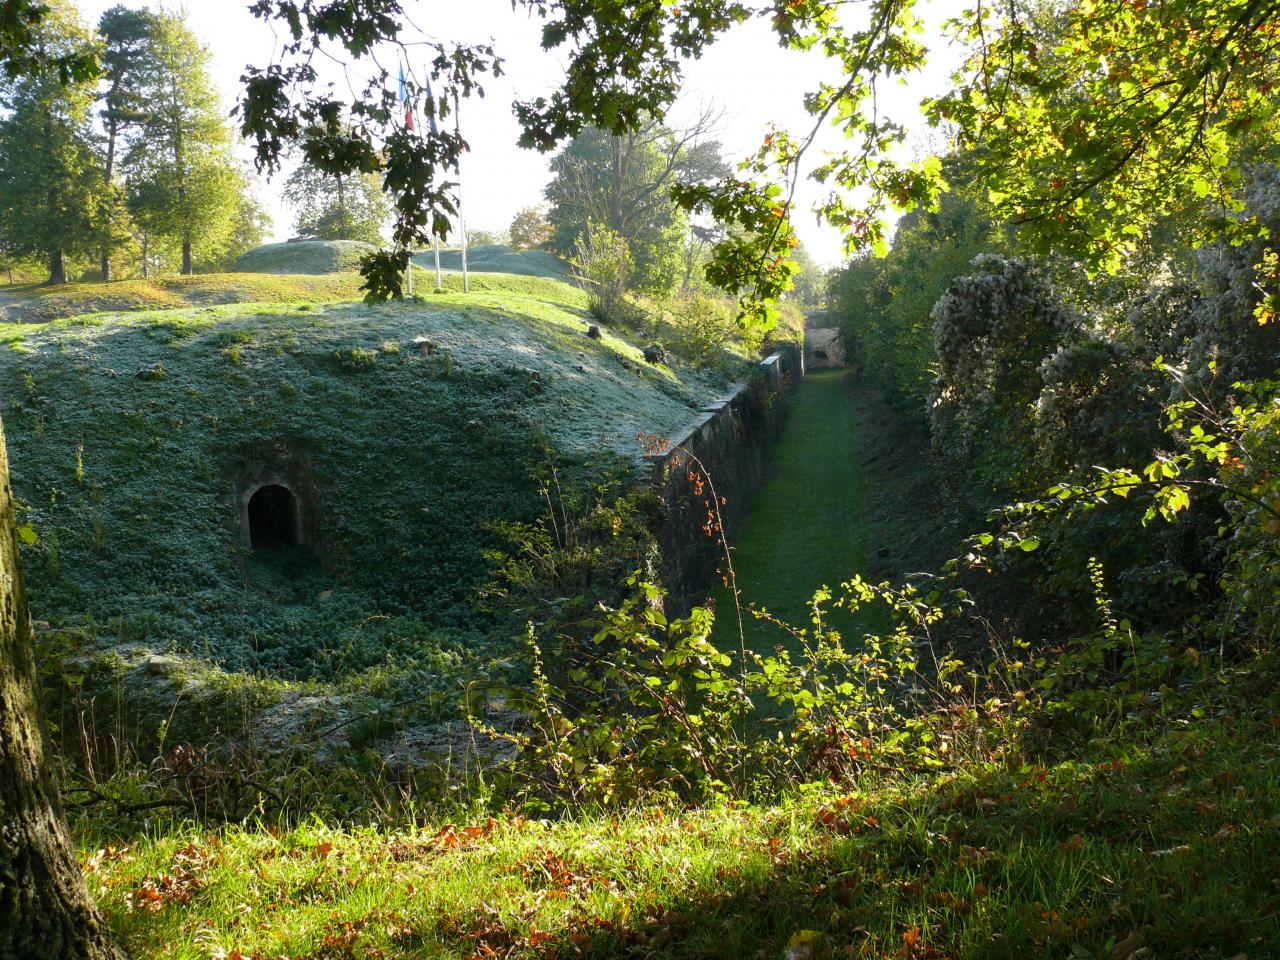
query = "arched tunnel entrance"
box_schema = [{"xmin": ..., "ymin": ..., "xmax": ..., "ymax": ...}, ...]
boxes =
[{"xmin": 247, "ymin": 484, "xmax": 301, "ymax": 550}]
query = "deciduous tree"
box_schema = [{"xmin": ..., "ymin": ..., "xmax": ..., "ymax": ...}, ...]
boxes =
[
  {"xmin": 284, "ymin": 159, "xmax": 388, "ymax": 244},
  {"xmin": 545, "ymin": 115, "xmax": 726, "ymax": 295},
  {"xmin": 509, "ymin": 205, "xmax": 553, "ymax": 251}
]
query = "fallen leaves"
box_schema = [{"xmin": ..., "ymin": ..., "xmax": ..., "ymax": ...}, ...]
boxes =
[{"xmin": 127, "ymin": 870, "xmax": 202, "ymax": 912}]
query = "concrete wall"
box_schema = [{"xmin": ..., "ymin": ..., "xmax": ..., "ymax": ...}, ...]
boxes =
[
  {"xmin": 647, "ymin": 349, "xmax": 801, "ymax": 613},
  {"xmin": 805, "ymin": 327, "xmax": 846, "ymax": 368}
]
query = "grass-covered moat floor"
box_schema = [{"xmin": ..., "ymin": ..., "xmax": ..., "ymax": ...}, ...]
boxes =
[
  {"xmin": 710, "ymin": 368, "xmax": 951, "ymax": 654},
  {"xmin": 79, "ymin": 702, "xmax": 1280, "ymax": 959},
  {"xmin": 712, "ymin": 368, "xmax": 873, "ymax": 653}
]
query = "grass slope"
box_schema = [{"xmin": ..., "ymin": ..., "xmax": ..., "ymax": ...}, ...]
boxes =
[
  {"xmin": 80, "ymin": 704, "xmax": 1280, "ymax": 959},
  {"xmin": 1, "ymin": 272, "xmax": 735, "ymax": 685},
  {"xmin": 416, "ymin": 244, "xmax": 573, "ymax": 280},
  {"xmin": 234, "ymin": 240, "xmax": 379, "ymax": 275},
  {"xmin": 0, "ymin": 272, "xmax": 369, "ymax": 324},
  {"xmin": 712, "ymin": 369, "xmax": 873, "ymax": 653}
]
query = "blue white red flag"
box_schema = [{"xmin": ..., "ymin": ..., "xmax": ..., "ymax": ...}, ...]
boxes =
[{"xmin": 398, "ymin": 64, "xmax": 416, "ymax": 132}]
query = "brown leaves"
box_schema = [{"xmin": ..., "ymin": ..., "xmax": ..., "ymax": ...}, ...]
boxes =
[
  {"xmin": 127, "ymin": 870, "xmax": 202, "ymax": 912},
  {"xmin": 433, "ymin": 816, "xmax": 499, "ymax": 851}
]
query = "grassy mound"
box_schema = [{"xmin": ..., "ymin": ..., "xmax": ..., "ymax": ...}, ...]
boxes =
[
  {"xmin": 0, "ymin": 272, "xmax": 369, "ymax": 324},
  {"xmin": 235, "ymin": 240, "xmax": 379, "ymax": 275},
  {"xmin": 417, "ymin": 243, "xmax": 572, "ymax": 280},
  {"xmin": 1, "ymin": 271, "xmax": 735, "ymax": 686}
]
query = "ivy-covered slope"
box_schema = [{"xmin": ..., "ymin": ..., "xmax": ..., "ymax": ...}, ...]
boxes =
[{"xmin": 0, "ymin": 273, "xmax": 733, "ymax": 679}]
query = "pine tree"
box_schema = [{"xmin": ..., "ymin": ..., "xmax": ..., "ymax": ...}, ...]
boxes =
[
  {"xmin": 122, "ymin": 10, "xmax": 243, "ymax": 275},
  {"xmin": 95, "ymin": 5, "xmax": 159, "ymax": 282},
  {"xmin": 0, "ymin": 1, "xmax": 106, "ymax": 284}
]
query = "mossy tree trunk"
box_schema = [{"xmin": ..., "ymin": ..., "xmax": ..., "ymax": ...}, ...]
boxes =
[{"xmin": 0, "ymin": 417, "xmax": 125, "ymax": 960}]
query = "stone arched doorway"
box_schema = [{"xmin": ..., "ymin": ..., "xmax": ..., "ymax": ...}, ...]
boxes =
[{"xmin": 246, "ymin": 484, "xmax": 301, "ymax": 550}]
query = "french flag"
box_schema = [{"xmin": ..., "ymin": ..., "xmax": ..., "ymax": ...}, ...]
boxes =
[{"xmin": 398, "ymin": 64, "xmax": 415, "ymax": 132}]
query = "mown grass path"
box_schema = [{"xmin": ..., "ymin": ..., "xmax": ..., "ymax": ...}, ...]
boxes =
[{"xmin": 712, "ymin": 368, "xmax": 873, "ymax": 654}]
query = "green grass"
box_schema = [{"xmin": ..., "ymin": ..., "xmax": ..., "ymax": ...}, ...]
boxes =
[
  {"xmin": 1, "ymin": 270, "xmax": 739, "ymax": 762},
  {"xmin": 417, "ymin": 243, "xmax": 572, "ymax": 280},
  {"xmin": 78, "ymin": 702, "xmax": 1280, "ymax": 959},
  {"xmin": 234, "ymin": 240, "xmax": 380, "ymax": 275},
  {"xmin": 712, "ymin": 369, "xmax": 875, "ymax": 654},
  {"xmin": 0, "ymin": 272, "xmax": 371, "ymax": 324}
]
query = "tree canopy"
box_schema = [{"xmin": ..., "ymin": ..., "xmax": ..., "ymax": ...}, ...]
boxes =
[
  {"xmin": 0, "ymin": 0, "xmax": 105, "ymax": 283},
  {"xmin": 284, "ymin": 160, "xmax": 389, "ymax": 244},
  {"xmin": 230, "ymin": 0, "xmax": 1280, "ymax": 322},
  {"xmin": 545, "ymin": 118, "xmax": 727, "ymax": 295}
]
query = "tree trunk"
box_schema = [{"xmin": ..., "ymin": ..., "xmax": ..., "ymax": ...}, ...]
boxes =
[
  {"xmin": 101, "ymin": 118, "xmax": 117, "ymax": 285},
  {"xmin": 181, "ymin": 238, "xmax": 192, "ymax": 276},
  {"xmin": 0, "ymin": 418, "xmax": 127, "ymax": 960},
  {"xmin": 141, "ymin": 234, "xmax": 149, "ymax": 279},
  {"xmin": 47, "ymin": 252, "xmax": 67, "ymax": 286},
  {"xmin": 336, "ymin": 173, "xmax": 347, "ymax": 238}
]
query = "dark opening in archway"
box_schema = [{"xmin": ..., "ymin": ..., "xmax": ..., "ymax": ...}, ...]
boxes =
[
  {"xmin": 248, "ymin": 484, "xmax": 300, "ymax": 550},
  {"xmin": 811, "ymin": 350, "xmax": 830, "ymax": 368}
]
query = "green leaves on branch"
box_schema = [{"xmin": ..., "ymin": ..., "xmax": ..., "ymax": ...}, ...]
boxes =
[
  {"xmin": 512, "ymin": 0, "xmax": 749, "ymax": 150},
  {"xmin": 927, "ymin": 0, "xmax": 1280, "ymax": 273},
  {"xmin": 238, "ymin": 0, "xmax": 502, "ymax": 301}
]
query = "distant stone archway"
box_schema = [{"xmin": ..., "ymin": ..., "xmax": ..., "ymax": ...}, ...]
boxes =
[
  {"xmin": 247, "ymin": 484, "xmax": 301, "ymax": 550},
  {"xmin": 804, "ymin": 327, "xmax": 846, "ymax": 369}
]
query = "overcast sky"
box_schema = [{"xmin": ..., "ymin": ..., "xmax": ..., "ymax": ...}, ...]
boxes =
[{"xmin": 76, "ymin": 0, "xmax": 961, "ymax": 267}]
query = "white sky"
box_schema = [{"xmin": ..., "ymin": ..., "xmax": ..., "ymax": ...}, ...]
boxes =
[{"xmin": 76, "ymin": 0, "xmax": 962, "ymax": 267}]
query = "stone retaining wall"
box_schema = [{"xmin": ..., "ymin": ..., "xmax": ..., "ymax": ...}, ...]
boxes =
[{"xmin": 647, "ymin": 349, "xmax": 801, "ymax": 613}]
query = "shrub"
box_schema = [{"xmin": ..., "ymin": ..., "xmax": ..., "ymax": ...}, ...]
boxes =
[
  {"xmin": 571, "ymin": 221, "xmax": 632, "ymax": 323},
  {"xmin": 929, "ymin": 255, "xmax": 1077, "ymax": 497}
]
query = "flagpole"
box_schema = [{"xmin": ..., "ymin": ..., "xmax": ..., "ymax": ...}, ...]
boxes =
[
  {"xmin": 399, "ymin": 60, "xmax": 418, "ymax": 299},
  {"xmin": 453, "ymin": 88, "xmax": 470, "ymax": 294}
]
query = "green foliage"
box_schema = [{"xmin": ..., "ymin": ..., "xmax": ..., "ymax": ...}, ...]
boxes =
[
  {"xmin": 0, "ymin": 0, "xmax": 99, "ymax": 84},
  {"xmin": 97, "ymin": 4, "xmax": 163, "ymax": 279},
  {"xmin": 0, "ymin": 0, "xmax": 106, "ymax": 283},
  {"xmin": 929, "ymin": 0, "xmax": 1280, "ymax": 272},
  {"xmin": 122, "ymin": 10, "xmax": 255, "ymax": 274},
  {"xmin": 546, "ymin": 121, "xmax": 723, "ymax": 297},
  {"xmin": 667, "ymin": 292, "xmax": 748, "ymax": 369},
  {"xmin": 785, "ymin": 240, "xmax": 827, "ymax": 309},
  {"xmin": 929, "ymin": 255, "xmax": 1078, "ymax": 495},
  {"xmin": 570, "ymin": 220, "xmax": 631, "ymax": 323},
  {"xmin": 830, "ymin": 183, "xmax": 1002, "ymax": 410},
  {"xmin": 284, "ymin": 161, "xmax": 389, "ymax": 244}
]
